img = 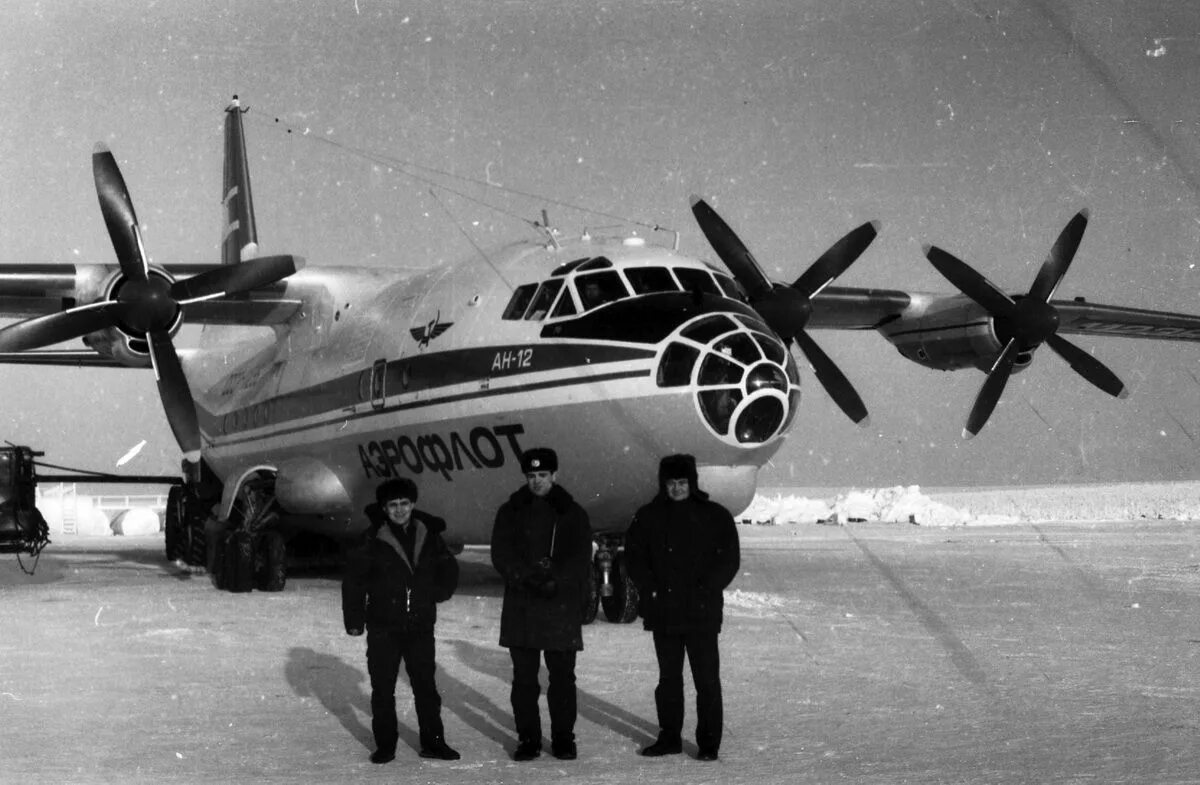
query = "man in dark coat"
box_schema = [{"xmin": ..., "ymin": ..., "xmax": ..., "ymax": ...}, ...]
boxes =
[
  {"xmin": 491, "ymin": 447, "xmax": 592, "ymax": 762},
  {"xmin": 342, "ymin": 477, "xmax": 461, "ymax": 764},
  {"xmin": 624, "ymin": 454, "xmax": 740, "ymax": 761}
]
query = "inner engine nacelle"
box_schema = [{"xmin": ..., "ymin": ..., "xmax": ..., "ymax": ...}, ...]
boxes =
[
  {"xmin": 881, "ymin": 297, "xmax": 1034, "ymax": 373},
  {"xmin": 77, "ymin": 266, "xmax": 183, "ymax": 368}
]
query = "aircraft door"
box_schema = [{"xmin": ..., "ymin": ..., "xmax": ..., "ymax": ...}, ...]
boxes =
[{"xmin": 370, "ymin": 358, "xmax": 387, "ymax": 410}]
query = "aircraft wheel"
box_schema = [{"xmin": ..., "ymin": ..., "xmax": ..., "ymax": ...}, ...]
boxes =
[
  {"xmin": 164, "ymin": 486, "xmax": 184, "ymax": 562},
  {"xmin": 256, "ymin": 531, "xmax": 287, "ymax": 592},
  {"xmin": 600, "ymin": 554, "xmax": 639, "ymax": 624},
  {"xmin": 225, "ymin": 531, "xmax": 255, "ymax": 593},
  {"xmin": 581, "ymin": 561, "xmax": 599, "ymax": 625},
  {"xmin": 205, "ymin": 518, "xmax": 228, "ymax": 588}
]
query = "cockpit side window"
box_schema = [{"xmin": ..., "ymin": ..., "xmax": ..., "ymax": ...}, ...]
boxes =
[
  {"xmin": 524, "ymin": 279, "xmax": 564, "ymax": 321},
  {"xmin": 576, "ymin": 271, "xmax": 628, "ymax": 311},
  {"xmin": 550, "ymin": 285, "xmax": 578, "ymax": 318},
  {"xmin": 675, "ymin": 268, "xmax": 721, "ymax": 297},
  {"xmin": 714, "ymin": 273, "xmax": 746, "ymax": 301},
  {"xmin": 624, "ymin": 266, "xmax": 679, "ymax": 295},
  {"xmin": 502, "ymin": 283, "xmax": 539, "ymax": 320}
]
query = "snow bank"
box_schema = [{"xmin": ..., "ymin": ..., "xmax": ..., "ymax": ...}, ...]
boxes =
[{"xmin": 737, "ymin": 482, "xmax": 1200, "ymax": 527}]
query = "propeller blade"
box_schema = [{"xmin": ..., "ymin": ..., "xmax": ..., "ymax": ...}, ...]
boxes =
[
  {"xmin": 1045, "ymin": 334, "xmax": 1128, "ymax": 399},
  {"xmin": 171, "ymin": 255, "xmax": 304, "ymax": 303},
  {"xmin": 964, "ymin": 339, "xmax": 1020, "ymax": 438},
  {"xmin": 794, "ymin": 330, "xmax": 869, "ymax": 426},
  {"xmin": 792, "ymin": 220, "xmax": 880, "ymax": 298},
  {"xmin": 924, "ymin": 245, "xmax": 1018, "ymax": 319},
  {"xmin": 92, "ymin": 144, "xmax": 148, "ymax": 281},
  {"xmin": 0, "ymin": 301, "xmax": 126, "ymax": 353},
  {"xmin": 690, "ymin": 195, "xmax": 773, "ymax": 300},
  {"xmin": 1028, "ymin": 210, "xmax": 1088, "ymax": 303},
  {"xmin": 147, "ymin": 332, "xmax": 201, "ymax": 461}
]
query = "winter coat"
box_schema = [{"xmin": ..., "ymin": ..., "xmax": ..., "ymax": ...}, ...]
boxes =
[
  {"xmin": 624, "ymin": 490, "xmax": 740, "ymax": 634},
  {"xmin": 491, "ymin": 484, "xmax": 592, "ymax": 651},
  {"xmin": 342, "ymin": 505, "xmax": 459, "ymax": 634}
]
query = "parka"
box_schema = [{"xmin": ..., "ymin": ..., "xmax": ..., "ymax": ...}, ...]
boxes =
[
  {"xmin": 624, "ymin": 485, "xmax": 740, "ymax": 634},
  {"xmin": 342, "ymin": 505, "xmax": 459, "ymax": 634},
  {"xmin": 491, "ymin": 484, "xmax": 592, "ymax": 651}
]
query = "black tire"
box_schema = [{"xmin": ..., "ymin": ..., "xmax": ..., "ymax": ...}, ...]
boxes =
[
  {"xmin": 600, "ymin": 553, "xmax": 639, "ymax": 624},
  {"xmin": 219, "ymin": 531, "xmax": 254, "ymax": 593},
  {"xmin": 164, "ymin": 486, "xmax": 184, "ymax": 562},
  {"xmin": 581, "ymin": 561, "xmax": 599, "ymax": 625},
  {"xmin": 256, "ymin": 531, "xmax": 287, "ymax": 592}
]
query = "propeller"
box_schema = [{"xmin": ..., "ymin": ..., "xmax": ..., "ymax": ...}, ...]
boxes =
[
  {"xmin": 690, "ymin": 195, "xmax": 878, "ymax": 425},
  {"xmin": 0, "ymin": 143, "xmax": 303, "ymax": 462},
  {"xmin": 923, "ymin": 209, "xmax": 1127, "ymax": 439}
]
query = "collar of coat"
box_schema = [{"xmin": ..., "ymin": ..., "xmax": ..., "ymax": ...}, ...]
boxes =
[
  {"xmin": 363, "ymin": 506, "xmax": 446, "ymax": 572},
  {"xmin": 508, "ymin": 483, "xmax": 576, "ymax": 514}
]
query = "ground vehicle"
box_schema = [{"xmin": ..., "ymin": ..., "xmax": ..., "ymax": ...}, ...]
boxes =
[{"xmin": 0, "ymin": 445, "xmax": 50, "ymax": 563}]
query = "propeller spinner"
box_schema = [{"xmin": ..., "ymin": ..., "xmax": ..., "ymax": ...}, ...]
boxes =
[
  {"xmin": 923, "ymin": 209, "xmax": 1127, "ymax": 439},
  {"xmin": 690, "ymin": 195, "xmax": 878, "ymax": 426},
  {"xmin": 0, "ymin": 144, "xmax": 303, "ymax": 463}
]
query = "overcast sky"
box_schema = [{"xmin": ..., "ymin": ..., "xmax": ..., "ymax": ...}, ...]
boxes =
[{"xmin": 1, "ymin": 1, "xmax": 1199, "ymax": 488}]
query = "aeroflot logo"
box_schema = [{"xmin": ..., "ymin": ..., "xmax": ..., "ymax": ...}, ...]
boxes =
[
  {"xmin": 410, "ymin": 311, "xmax": 454, "ymax": 348},
  {"xmin": 357, "ymin": 423, "xmax": 526, "ymax": 481}
]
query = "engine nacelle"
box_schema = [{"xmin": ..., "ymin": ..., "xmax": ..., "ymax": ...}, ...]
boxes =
[
  {"xmin": 880, "ymin": 295, "xmax": 1034, "ymax": 373},
  {"xmin": 76, "ymin": 266, "xmax": 183, "ymax": 367}
]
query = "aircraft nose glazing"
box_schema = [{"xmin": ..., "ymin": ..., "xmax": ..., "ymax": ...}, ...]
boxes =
[{"xmin": 655, "ymin": 313, "xmax": 801, "ymax": 446}]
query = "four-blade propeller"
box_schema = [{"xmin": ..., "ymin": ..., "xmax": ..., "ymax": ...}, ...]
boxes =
[
  {"xmin": 0, "ymin": 143, "xmax": 303, "ymax": 463},
  {"xmin": 923, "ymin": 209, "xmax": 1127, "ymax": 439},
  {"xmin": 690, "ymin": 195, "xmax": 878, "ymax": 426}
]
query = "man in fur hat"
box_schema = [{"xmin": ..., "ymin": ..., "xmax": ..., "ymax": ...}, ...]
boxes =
[
  {"xmin": 491, "ymin": 447, "xmax": 593, "ymax": 762},
  {"xmin": 624, "ymin": 454, "xmax": 740, "ymax": 762},
  {"xmin": 343, "ymin": 477, "xmax": 461, "ymax": 764}
]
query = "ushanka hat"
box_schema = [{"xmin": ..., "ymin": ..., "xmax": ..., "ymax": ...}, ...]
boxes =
[
  {"xmin": 520, "ymin": 447, "xmax": 558, "ymax": 474},
  {"xmin": 375, "ymin": 477, "xmax": 418, "ymax": 505}
]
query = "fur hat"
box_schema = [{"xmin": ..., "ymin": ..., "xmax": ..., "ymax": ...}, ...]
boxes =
[
  {"xmin": 520, "ymin": 447, "xmax": 558, "ymax": 474},
  {"xmin": 375, "ymin": 477, "xmax": 418, "ymax": 505},
  {"xmin": 658, "ymin": 453, "xmax": 699, "ymax": 489}
]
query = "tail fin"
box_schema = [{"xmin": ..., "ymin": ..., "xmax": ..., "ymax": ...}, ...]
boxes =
[{"xmin": 222, "ymin": 96, "xmax": 258, "ymax": 264}]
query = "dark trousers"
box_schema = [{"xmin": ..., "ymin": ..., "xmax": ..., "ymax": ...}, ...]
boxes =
[
  {"xmin": 366, "ymin": 627, "xmax": 445, "ymax": 753},
  {"xmin": 509, "ymin": 646, "xmax": 578, "ymax": 743},
  {"xmin": 652, "ymin": 630, "xmax": 723, "ymax": 750}
]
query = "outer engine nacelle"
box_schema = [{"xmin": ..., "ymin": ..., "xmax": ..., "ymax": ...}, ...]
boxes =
[
  {"xmin": 880, "ymin": 295, "xmax": 1034, "ymax": 373},
  {"xmin": 78, "ymin": 266, "xmax": 184, "ymax": 368}
]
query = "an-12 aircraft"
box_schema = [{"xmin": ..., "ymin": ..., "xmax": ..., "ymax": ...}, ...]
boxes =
[{"xmin": 3, "ymin": 98, "xmax": 1200, "ymax": 620}]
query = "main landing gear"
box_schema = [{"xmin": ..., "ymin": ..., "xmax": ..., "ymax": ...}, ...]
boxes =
[
  {"xmin": 162, "ymin": 465, "xmax": 289, "ymax": 593},
  {"xmin": 587, "ymin": 535, "xmax": 639, "ymax": 624}
]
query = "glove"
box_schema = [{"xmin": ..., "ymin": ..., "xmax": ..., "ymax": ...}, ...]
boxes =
[
  {"xmin": 346, "ymin": 628, "xmax": 364, "ymax": 637},
  {"xmin": 523, "ymin": 569, "xmax": 558, "ymax": 599}
]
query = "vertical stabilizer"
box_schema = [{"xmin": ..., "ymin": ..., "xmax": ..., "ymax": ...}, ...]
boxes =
[{"xmin": 222, "ymin": 96, "xmax": 259, "ymax": 264}]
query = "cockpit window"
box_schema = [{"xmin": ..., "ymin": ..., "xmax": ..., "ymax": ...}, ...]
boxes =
[
  {"xmin": 676, "ymin": 268, "xmax": 721, "ymax": 297},
  {"xmin": 577, "ymin": 256, "xmax": 613, "ymax": 272},
  {"xmin": 551, "ymin": 257, "xmax": 592, "ymax": 276},
  {"xmin": 550, "ymin": 286, "xmax": 578, "ymax": 318},
  {"xmin": 524, "ymin": 279, "xmax": 563, "ymax": 321},
  {"xmin": 576, "ymin": 271, "xmax": 628, "ymax": 311},
  {"xmin": 502, "ymin": 283, "xmax": 538, "ymax": 320},
  {"xmin": 714, "ymin": 273, "xmax": 746, "ymax": 301},
  {"xmin": 625, "ymin": 267, "xmax": 679, "ymax": 295}
]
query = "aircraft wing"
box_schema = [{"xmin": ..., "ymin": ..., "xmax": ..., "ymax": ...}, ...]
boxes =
[{"xmin": 808, "ymin": 285, "xmax": 1200, "ymax": 341}]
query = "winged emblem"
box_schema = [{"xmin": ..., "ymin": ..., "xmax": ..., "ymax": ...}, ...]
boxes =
[{"xmin": 410, "ymin": 312, "xmax": 454, "ymax": 348}]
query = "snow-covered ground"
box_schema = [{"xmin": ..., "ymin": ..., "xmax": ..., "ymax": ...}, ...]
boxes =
[{"xmin": 739, "ymin": 481, "xmax": 1200, "ymax": 527}]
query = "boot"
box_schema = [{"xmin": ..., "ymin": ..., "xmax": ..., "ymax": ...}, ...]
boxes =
[
  {"xmin": 419, "ymin": 738, "xmax": 461, "ymax": 761},
  {"xmin": 369, "ymin": 748, "xmax": 395, "ymax": 764},
  {"xmin": 638, "ymin": 734, "xmax": 682, "ymax": 757},
  {"xmin": 513, "ymin": 738, "xmax": 542, "ymax": 761}
]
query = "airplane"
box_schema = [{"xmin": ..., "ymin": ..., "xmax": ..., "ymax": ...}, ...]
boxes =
[{"xmin": 3, "ymin": 96, "xmax": 1200, "ymax": 620}]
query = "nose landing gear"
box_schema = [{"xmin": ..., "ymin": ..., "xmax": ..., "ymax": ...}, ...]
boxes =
[{"xmin": 590, "ymin": 535, "xmax": 639, "ymax": 624}]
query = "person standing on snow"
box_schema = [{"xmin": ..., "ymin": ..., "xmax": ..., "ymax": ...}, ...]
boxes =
[
  {"xmin": 624, "ymin": 453, "xmax": 740, "ymax": 762},
  {"xmin": 491, "ymin": 447, "xmax": 593, "ymax": 762},
  {"xmin": 342, "ymin": 477, "xmax": 461, "ymax": 764}
]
